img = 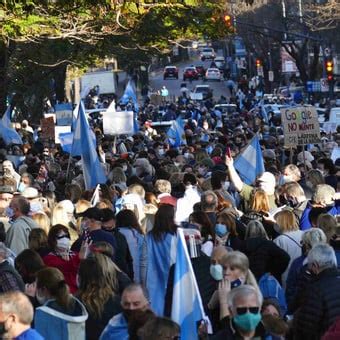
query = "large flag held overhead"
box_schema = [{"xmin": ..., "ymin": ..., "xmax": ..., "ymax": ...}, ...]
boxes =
[
  {"xmin": 120, "ymin": 80, "xmax": 139, "ymax": 112},
  {"xmin": 167, "ymin": 117, "xmax": 186, "ymax": 148},
  {"xmin": 171, "ymin": 228, "xmax": 210, "ymax": 340},
  {"xmin": 234, "ymin": 134, "xmax": 265, "ymax": 185},
  {"xmin": 71, "ymin": 101, "xmax": 106, "ymax": 189},
  {"xmin": 0, "ymin": 106, "xmax": 23, "ymax": 145}
]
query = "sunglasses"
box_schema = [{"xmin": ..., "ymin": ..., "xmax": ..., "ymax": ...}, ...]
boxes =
[
  {"xmin": 236, "ymin": 307, "xmax": 260, "ymax": 315},
  {"xmin": 56, "ymin": 234, "xmax": 70, "ymax": 240}
]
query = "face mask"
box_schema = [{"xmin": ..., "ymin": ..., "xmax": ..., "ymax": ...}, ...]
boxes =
[
  {"xmin": 56, "ymin": 237, "xmax": 70, "ymax": 250},
  {"xmin": 223, "ymin": 181, "xmax": 230, "ymax": 191},
  {"xmin": 198, "ymin": 167, "xmax": 206, "ymax": 176},
  {"xmin": 0, "ymin": 319, "xmax": 7, "ymax": 336},
  {"xmin": 158, "ymin": 149, "xmax": 165, "ymax": 156},
  {"xmin": 5, "ymin": 207, "xmax": 14, "ymax": 219},
  {"xmin": 233, "ymin": 312, "xmax": 261, "ymax": 332},
  {"xmin": 210, "ymin": 264, "xmax": 223, "ymax": 281},
  {"xmin": 81, "ymin": 220, "xmax": 88, "ymax": 232},
  {"xmin": 36, "ymin": 291, "xmax": 48, "ymax": 305},
  {"xmin": 230, "ymin": 278, "xmax": 243, "ymax": 289},
  {"xmin": 184, "ymin": 152, "xmax": 190, "ymax": 158},
  {"xmin": 18, "ymin": 182, "xmax": 26, "ymax": 192},
  {"xmin": 215, "ymin": 223, "xmax": 228, "ymax": 237},
  {"xmin": 122, "ymin": 165, "xmax": 128, "ymax": 172}
]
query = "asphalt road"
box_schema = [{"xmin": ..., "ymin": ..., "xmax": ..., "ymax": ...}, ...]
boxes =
[{"xmin": 149, "ymin": 50, "xmax": 232, "ymax": 101}]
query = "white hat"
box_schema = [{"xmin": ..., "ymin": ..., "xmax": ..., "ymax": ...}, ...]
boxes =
[
  {"xmin": 21, "ymin": 187, "xmax": 39, "ymax": 199},
  {"xmin": 297, "ymin": 151, "xmax": 314, "ymax": 163}
]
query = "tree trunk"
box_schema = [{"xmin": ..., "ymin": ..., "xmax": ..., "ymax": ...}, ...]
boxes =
[
  {"xmin": 54, "ymin": 64, "xmax": 67, "ymax": 103},
  {"xmin": 0, "ymin": 41, "xmax": 14, "ymax": 114}
]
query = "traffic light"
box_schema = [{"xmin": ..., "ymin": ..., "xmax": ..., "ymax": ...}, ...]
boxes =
[
  {"xmin": 224, "ymin": 15, "xmax": 232, "ymax": 27},
  {"xmin": 256, "ymin": 59, "xmax": 262, "ymax": 68},
  {"xmin": 325, "ymin": 59, "xmax": 334, "ymax": 81}
]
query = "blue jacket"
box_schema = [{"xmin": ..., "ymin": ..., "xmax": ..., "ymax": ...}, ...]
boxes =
[
  {"xmin": 34, "ymin": 297, "xmax": 88, "ymax": 340},
  {"xmin": 15, "ymin": 328, "xmax": 44, "ymax": 340},
  {"xmin": 299, "ymin": 200, "xmax": 340, "ymax": 230}
]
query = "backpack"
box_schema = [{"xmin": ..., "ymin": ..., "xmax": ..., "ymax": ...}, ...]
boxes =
[{"xmin": 259, "ymin": 273, "xmax": 287, "ymax": 315}]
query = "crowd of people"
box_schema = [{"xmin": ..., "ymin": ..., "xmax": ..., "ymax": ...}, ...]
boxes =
[{"xmin": 0, "ymin": 87, "xmax": 339, "ymax": 340}]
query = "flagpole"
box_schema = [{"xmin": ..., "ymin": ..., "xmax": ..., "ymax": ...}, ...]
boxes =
[{"xmin": 65, "ymin": 154, "xmax": 72, "ymax": 183}]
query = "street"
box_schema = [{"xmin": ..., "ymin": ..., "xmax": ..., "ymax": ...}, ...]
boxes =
[{"xmin": 149, "ymin": 50, "xmax": 232, "ymax": 101}]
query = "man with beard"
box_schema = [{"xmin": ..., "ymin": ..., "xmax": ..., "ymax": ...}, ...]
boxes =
[{"xmin": 100, "ymin": 283, "xmax": 155, "ymax": 340}]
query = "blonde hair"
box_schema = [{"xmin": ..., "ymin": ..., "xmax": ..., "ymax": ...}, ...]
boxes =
[
  {"xmin": 51, "ymin": 204, "xmax": 78, "ymax": 242},
  {"xmin": 221, "ymin": 251, "xmax": 260, "ymax": 292},
  {"xmin": 275, "ymin": 210, "xmax": 298, "ymax": 232},
  {"xmin": 155, "ymin": 180, "xmax": 171, "ymax": 194},
  {"xmin": 95, "ymin": 199, "xmax": 113, "ymax": 210},
  {"xmin": 32, "ymin": 212, "xmax": 51, "ymax": 234},
  {"xmin": 75, "ymin": 199, "xmax": 92, "ymax": 235},
  {"xmin": 128, "ymin": 184, "xmax": 146, "ymax": 199},
  {"xmin": 251, "ymin": 189, "xmax": 270, "ymax": 213}
]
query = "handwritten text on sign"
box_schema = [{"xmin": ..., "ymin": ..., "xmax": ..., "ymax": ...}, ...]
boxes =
[{"xmin": 281, "ymin": 107, "xmax": 320, "ymax": 147}]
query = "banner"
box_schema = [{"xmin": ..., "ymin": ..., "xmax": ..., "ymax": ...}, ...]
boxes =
[
  {"xmin": 281, "ymin": 106, "xmax": 320, "ymax": 147},
  {"xmin": 102, "ymin": 111, "xmax": 134, "ymax": 135},
  {"xmin": 55, "ymin": 103, "xmax": 73, "ymax": 126}
]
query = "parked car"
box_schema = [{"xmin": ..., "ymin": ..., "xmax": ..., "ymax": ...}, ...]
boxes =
[
  {"xmin": 213, "ymin": 56, "xmax": 225, "ymax": 70},
  {"xmin": 191, "ymin": 85, "xmax": 213, "ymax": 100},
  {"xmin": 195, "ymin": 65, "xmax": 206, "ymax": 78},
  {"xmin": 163, "ymin": 66, "xmax": 178, "ymax": 80},
  {"xmin": 205, "ymin": 68, "xmax": 221, "ymax": 81},
  {"xmin": 183, "ymin": 67, "xmax": 199, "ymax": 81},
  {"xmin": 200, "ymin": 47, "xmax": 216, "ymax": 61},
  {"xmin": 213, "ymin": 104, "xmax": 237, "ymax": 115}
]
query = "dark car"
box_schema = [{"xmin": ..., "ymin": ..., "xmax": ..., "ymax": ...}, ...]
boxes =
[
  {"xmin": 163, "ymin": 66, "xmax": 178, "ymax": 80},
  {"xmin": 195, "ymin": 65, "xmax": 206, "ymax": 78},
  {"xmin": 183, "ymin": 67, "xmax": 199, "ymax": 81}
]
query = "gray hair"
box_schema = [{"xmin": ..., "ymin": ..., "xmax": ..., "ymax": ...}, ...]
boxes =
[
  {"xmin": 201, "ymin": 190, "xmax": 218, "ymax": 211},
  {"xmin": 0, "ymin": 291, "xmax": 34, "ymax": 325},
  {"xmin": 245, "ymin": 220, "xmax": 268, "ymax": 240},
  {"xmin": 308, "ymin": 243, "xmax": 337, "ymax": 271},
  {"xmin": 228, "ymin": 284, "xmax": 263, "ymax": 310},
  {"xmin": 302, "ymin": 228, "xmax": 327, "ymax": 248}
]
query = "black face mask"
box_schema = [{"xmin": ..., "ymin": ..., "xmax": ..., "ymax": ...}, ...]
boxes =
[{"xmin": 0, "ymin": 320, "xmax": 7, "ymax": 336}]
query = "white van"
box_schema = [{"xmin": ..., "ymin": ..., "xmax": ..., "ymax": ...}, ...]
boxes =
[{"xmin": 329, "ymin": 107, "xmax": 340, "ymax": 125}]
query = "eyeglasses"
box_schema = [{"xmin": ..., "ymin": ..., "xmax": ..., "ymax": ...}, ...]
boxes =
[
  {"xmin": 236, "ymin": 307, "xmax": 260, "ymax": 315},
  {"xmin": 56, "ymin": 234, "xmax": 70, "ymax": 240}
]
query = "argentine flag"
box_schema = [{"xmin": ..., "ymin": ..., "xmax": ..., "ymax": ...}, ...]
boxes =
[
  {"xmin": 167, "ymin": 117, "xmax": 186, "ymax": 148},
  {"xmin": 120, "ymin": 80, "xmax": 139, "ymax": 112},
  {"xmin": 234, "ymin": 134, "xmax": 265, "ymax": 185},
  {"xmin": 171, "ymin": 228, "xmax": 209, "ymax": 340},
  {"xmin": 0, "ymin": 106, "xmax": 23, "ymax": 145},
  {"xmin": 71, "ymin": 101, "xmax": 106, "ymax": 189}
]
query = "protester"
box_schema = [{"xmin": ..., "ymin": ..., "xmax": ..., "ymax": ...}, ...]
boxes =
[{"xmin": 0, "ymin": 291, "xmax": 44, "ymax": 339}]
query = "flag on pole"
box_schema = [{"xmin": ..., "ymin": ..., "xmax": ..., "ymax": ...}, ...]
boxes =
[
  {"xmin": 167, "ymin": 117, "xmax": 186, "ymax": 148},
  {"xmin": 71, "ymin": 101, "xmax": 106, "ymax": 189},
  {"xmin": 90, "ymin": 184, "xmax": 100, "ymax": 206},
  {"xmin": 171, "ymin": 228, "xmax": 210, "ymax": 340},
  {"xmin": 0, "ymin": 106, "xmax": 23, "ymax": 145},
  {"xmin": 120, "ymin": 80, "xmax": 139, "ymax": 112},
  {"xmin": 234, "ymin": 134, "xmax": 265, "ymax": 185}
]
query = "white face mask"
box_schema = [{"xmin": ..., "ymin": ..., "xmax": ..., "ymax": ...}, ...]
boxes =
[
  {"xmin": 122, "ymin": 165, "xmax": 128, "ymax": 172},
  {"xmin": 184, "ymin": 152, "xmax": 190, "ymax": 158},
  {"xmin": 56, "ymin": 237, "xmax": 70, "ymax": 250},
  {"xmin": 158, "ymin": 148, "xmax": 165, "ymax": 156},
  {"xmin": 223, "ymin": 181, "xmax": 230, "ymax": 191}
]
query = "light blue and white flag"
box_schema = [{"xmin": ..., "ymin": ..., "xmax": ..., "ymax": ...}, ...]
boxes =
[
  {"xmin": 58, "ymin": 131, "xmax": 74, "ymax": 154},
  {"xmin": 234, "ymin": 134, "xmax": 264, "ymax": 185},
  {"xmin": 120, "ymin": 80, "xmax": 139, "ymax": 112},
  {"xmin": 146, "ymin": 232, "xmax": 177, "ymax": 316},
  {"xmin": 71, "ymin": 101, "xmax": 106, "ymax": 189},
  {"xmin": 0, "ymin": 106, "xmax": 23, "ymax": 145},
  {"xmin": 171, "ymin": 228, "xmax": 210, "ymax": 340},
  {"xmin": 167, "ymin": 117, "xmax": 186, "ymax": 148}
]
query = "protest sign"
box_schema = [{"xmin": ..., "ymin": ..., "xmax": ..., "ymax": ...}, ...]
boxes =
[
  {"xmin": 281, "ymin": 106, "xmax": 320, "ymax": 147},
  {"xmin": 103, "ymin": 111, "xmax": 134, "ymax": 135},
  {"xmin": 323, "ymin": 122, "xmax": 338, "ymax": 134},
  {"xmin": 55, "ymin": 103, "xmax": 73, "ymax": 126},
  {"xmin": 40, "ymin": 117, "xmax": 55, "ymax": 141}
]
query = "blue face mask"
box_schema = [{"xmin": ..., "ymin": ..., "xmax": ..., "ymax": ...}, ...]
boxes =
[
  {"xmin": 233, "ymin": 312, "xmax": 261, "ymax": 332},
  {"xmin": 230, "ymin": 278, "xmax": 243, "ymax": 289},
  {"xmin": 210, "ymin": 264, "xmax": 223, "ymax": 281},
  {"xmin": 215, "ymin": 223, "xmax": 228, "ymax": 237},
  {"xmin": 18, "ymin": 182, "xmax": 26, "ymax": 192}
]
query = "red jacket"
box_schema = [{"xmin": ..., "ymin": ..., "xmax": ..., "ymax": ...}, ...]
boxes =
[{"xmin": 43, "ymin": 252, "xmax": 80, "ymax": 293}]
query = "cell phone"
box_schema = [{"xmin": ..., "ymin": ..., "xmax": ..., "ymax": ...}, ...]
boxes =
[{"xmin": 226, "ymin": 147, "xmax": 231, "ymax": 158}]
